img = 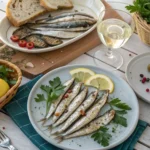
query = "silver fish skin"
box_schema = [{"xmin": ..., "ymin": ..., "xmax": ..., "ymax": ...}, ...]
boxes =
[
  {"xmin": 28, "ymin": 26, "xmax": 92, "ymax": 32},
  {"xmin": 56, "ymin": 110, "xmax": 115, "ymax": 142},
  {"xmin": 52, "ymin": 82, "xmax": 83, "ymax": 123},
  {"xmin": 53, "ymin": 87, "xmax": 88, "ymax": 127},
  {"xmin": 51, "ymin": 90, "xmax": 98, "ymax": 135},
  {"xmin": 64, "ymin": 91, "xmax": 109, "ymax": 136},
  {"xmin": 44, "ymin": 15, "xmax": 97, "ymax": 24},
  {"xmin": 31, "ymin": 31, "xmax": 82, "ymax": 39},
  {"xmin": 35, "ymin": 12, "xmax": 95, "ymax": 23},
  {"xmin": 43, "ymin": 78, "xmax": 75, "ymax": 122}
]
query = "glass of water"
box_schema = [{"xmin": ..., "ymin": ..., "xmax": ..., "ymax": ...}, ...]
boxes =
[{"xmin": 94, "ymin": 3, "xmax": 135, "ymax": 70}]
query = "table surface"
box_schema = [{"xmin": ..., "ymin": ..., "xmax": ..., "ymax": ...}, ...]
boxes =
[{"xmin": 0, "ymin": 0, "xmax": 150, "ymax": 150}]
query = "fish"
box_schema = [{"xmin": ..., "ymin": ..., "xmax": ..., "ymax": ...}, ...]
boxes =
[
  {"xmin": 51, "ymin": 90, "xmax": 98, "ymax": 135},
  {"xmin": 52, "ymin": 82, "xmax": 83, "ymax": 123},
  {"xmin": 28, "ymin": 26, "xmax": 92, "ymax": 32},
  {"xmin": 62, "ymin": 91, "xmax": 109, "ymax": 136},
  {"xmin": 25, "ymin": 34, "xmax": 48, "ymax": 48},
  {"xmin": 28, "ymin": 20, "xmax": 94, "ymax": 29},
  {"xmin": 40, "ymin": 78, "xmax": 75, "ymax": 124},
  {"xmin": 42, "ymin": 35, "xmax": 63, "ymax": 46},
  {"xmin": 35, "ymin": 12, "xmax": 95, "ymax": 23},
  {"xmin": 53, "ymin": 87, "xmax": 88, "ymax": 128},
  {"xmin": 56, "ymin": 110, "xmax": 115, "ymax": 143},
  {"xmin": 31, "ymin": 30, "xmax": 82, "ymax": 39}
]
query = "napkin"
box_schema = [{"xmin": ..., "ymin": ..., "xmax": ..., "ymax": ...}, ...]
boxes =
[{"xmin": 3, "ymin": 75, "xmax": 148, "ymax": 150}]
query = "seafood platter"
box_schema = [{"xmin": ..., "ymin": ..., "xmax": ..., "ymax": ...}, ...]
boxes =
[{"xmin": 27, "ymin": 65, "xmax": 139, "ymax": 150}]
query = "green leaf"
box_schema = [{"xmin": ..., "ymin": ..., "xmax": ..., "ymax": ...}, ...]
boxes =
[
  {"xmin": 115, "ymin": 110, "xmax": 127, "ymax": 115},
  {"xmin": 113, "ymin": 114, "xmax": 127, "ymax": 127},
  {"xmin": 35, "ymin": 94, "xmax": 46, "ymax": 102},
  {"xmin": 40, "ymin": 85, "xmax": 52, "ymax": 93},
  {"xmin": 49, "ymin": 77, "xmax": 61, "ymax": 89},
  {"xmin": 109, "ymin": 98, "xmax": 121, "ymax": 105},
  {"xmin": 99, "ymin": 126, "xmax": 108, "ymax": 132}
]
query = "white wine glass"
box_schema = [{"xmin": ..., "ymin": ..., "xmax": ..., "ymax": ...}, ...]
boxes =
[{"xmin": 94, "ymin": 2, "xmax": 135, "ymax": 70}]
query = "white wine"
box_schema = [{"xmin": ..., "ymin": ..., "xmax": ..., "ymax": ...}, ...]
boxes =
[{"xmin": 97, "ymin": 19, "xmax": 133, "ymax": 49}]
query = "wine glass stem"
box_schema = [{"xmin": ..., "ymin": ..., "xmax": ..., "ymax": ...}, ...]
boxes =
[{"xmin": 106, "ymin": 48, "xmax": 113, "ymax": 58}]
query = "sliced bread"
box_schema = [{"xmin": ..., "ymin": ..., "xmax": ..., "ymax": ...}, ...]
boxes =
[
  {"xmin": 6, "ymin": 0, "xmax": 47, "ymax": 27},
  {"xmin": 40, "ymin": 0, "xmax": 73, "ymax": 11}
]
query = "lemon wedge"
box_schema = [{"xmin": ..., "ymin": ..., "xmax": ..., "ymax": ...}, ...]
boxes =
[
  {"xmin": 0, "ymin": 79, "xmax": 10, "ymax": 98},
  {"xmin": 85, "ymin": 74, "xmax": 114, "ymax": 93},
  {"xmin": 70, "ymin": 68, "xmax": 95, "ymax": 83}
]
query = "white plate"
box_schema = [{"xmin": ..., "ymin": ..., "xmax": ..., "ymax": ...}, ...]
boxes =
[
  {"xmin": 27, "ymin": 65, "xmax": 139, "ymax": 150},
  {"xmin": 126, "ymin": 52, "xmax": 150, "ymax": 103},
  {"xmin": 0, "ymin": 0, "xmax": 104, "ymax": 53}
]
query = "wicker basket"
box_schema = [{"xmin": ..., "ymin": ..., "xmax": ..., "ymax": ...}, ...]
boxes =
[
  {"xmin": 133, "ymin": 13, "xmax": 150, "ymax": 46},
  {"xmin": 0, "ymin": 59, "xmax": 22, "ymax": 108}
]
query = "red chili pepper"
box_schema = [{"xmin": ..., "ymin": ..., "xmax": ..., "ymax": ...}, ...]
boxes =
[
  {"xmin": 55, "ymin": 112, "xmax": 60, "ymax": 117},
  {"xmin": 26, "ymin": 42, "xmax": 34, "ymax": 49},
  {"xmin": 63, "ymin": 94, "xmax": 69, "ymax": 99},
  {"xmin": 68, "ymin": 90, "xmax": 72, "ymax": 93},
  {"xmin": 80, "ymin": 110, "xmax": 86, "ymax": 116},
  {"xmin": 18, "ymin": 40, "xmax": 27, "ymax": 47},
  {"xmin": 10, "ymin": 35, "xmax": 19, "ymax": 42}
]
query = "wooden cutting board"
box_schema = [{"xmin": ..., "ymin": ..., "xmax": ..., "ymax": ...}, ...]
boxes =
[{"xmin": 0, "ymin": 1, "xmax": 116, "ymax": 79}]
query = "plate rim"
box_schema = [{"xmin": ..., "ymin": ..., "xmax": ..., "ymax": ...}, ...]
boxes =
[
  {"xmin": 125, "ymin": 52, "xmax": 150, "ymax": 103},
  {"xmin": 0, "ymin": 0, "xmax": 105, "ymax": 53},
  {"xmin": 27, "ymin": 64, "xmax": 139, "ymax": 150}
]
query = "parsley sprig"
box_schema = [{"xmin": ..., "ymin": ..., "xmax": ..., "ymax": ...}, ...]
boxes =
[
  {"xmin": 126, "ymin": 0, "xmax": 150, "ymax": 23},
  {"xmin": 0, "ymin": 65, "xmax": 17, "ymax": 85},
  {"xmin": 91, "ymin": 126, "xmax": 112, "ymax": 147},
  {"xmin": 109, "ymin": 98, "xmax": 131, "ymax": 127},
  {"xmin": 34, "ymin": 77, "xmax": 65, "ymax": 114}
]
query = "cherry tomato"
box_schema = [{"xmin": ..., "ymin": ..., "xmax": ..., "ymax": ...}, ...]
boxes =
[
  {"xmin": 10, "ymin": 35, "xmax": 19, "ymax": 42},
  {"xmin": 18, "ymin": 40, "xmax": 27, "ymax": 47},
  {"xmin": 26, "ymin": 42, "xmax": 34, "ymax": 49}
]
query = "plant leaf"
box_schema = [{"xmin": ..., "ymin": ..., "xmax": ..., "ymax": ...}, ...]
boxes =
[{"xmin": 113, "ymin": 114, "xmax": 127, "ymax": 127}]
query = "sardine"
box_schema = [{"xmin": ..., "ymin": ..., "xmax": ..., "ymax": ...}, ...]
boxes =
[
  {"xmin": 51, "ymin": 90, "xmax": 98, "ymax": 135},
  {"xmin": 63, "ymin": 91, "xmax": 109, "ymax": 136},
  {"xmin": 40, "ymin": 78, "xmax": 75, "ymax": 124},
  {"xmin": 31, "ymin": 30, "xmax": 82, "ymax": 39},
  {"xmin": 56, "ymin": 110, "xmax": 115, "ymax": 142},
  {"xmin": 39, "ymin": 15, "xmax": 97, "ymax": 24},
  {"xmin": 53, "ymin": 87, "xmax": 88, "ymax": 127},
  {"xmin": 52, "ymin": 82, "xmax": 82, "ymax": 123},
  {"xmin": 35, "ymin": 12, "xmax": 95, "ymax": 23}
]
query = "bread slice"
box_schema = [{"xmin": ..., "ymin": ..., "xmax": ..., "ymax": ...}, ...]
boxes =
[
  {"xmin": 6, "ymin": 0, "xmax": 47, "ymax": 27},
  {"xmin": 40, "ymin": 0, "xmax": 73, "ymax": 11}
]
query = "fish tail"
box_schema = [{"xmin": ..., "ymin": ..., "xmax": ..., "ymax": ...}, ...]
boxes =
[
  {"xmin": 51, "ymin": 131, "xmax": 59, "ymax": 136},
  {"xmin": 44, "ymin": 125, "xmax": 53, "ymax": 132},
  {"xmin": 55, "ymin": 135, "xmax": 64, "ymax": 143},
  {"xmin": 37, "ymin": 118, "xmax": 47, "ymax": 125}
]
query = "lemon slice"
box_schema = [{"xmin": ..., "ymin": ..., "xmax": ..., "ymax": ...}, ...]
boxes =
[
  {"xmin": 70, "ymin": 68, "xmax": 95, "ymax": 83},
  {"xmin": 85, "ymin": 74, "xmax": 114, "ymax": 93},
  {"xmin": 0, "ymin": 79, "xmax": 10, "ymax": 98}
]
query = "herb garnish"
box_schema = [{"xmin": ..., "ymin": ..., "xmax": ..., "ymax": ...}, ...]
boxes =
[
  {"xmin": 109, "ymin": 98, "xmax": 131, "ymax": 127},
  {"xmin": 34, "ymin": 77, "xmax": 65, "ymax": 114},
  {"xmin": 0, "ymin": 65, "xmax": 17, "ymax": 85},
  {"xmin": 126, "ymin": 0, "xmax": 150, "ymax": 23},
  {"xmin": 91, "ymin": 126, "xmax": 112, "ymax": 147}
]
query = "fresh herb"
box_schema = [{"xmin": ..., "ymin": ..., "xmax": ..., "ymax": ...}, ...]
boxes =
[
  {"xmin": 0, "ymin": 65, "xmax": 17, "ymax": 85},
  {"xmin": 109, "ymin": 98, "xmax": 131, "ymax": 127},
  {"xmin": 126, "ymin": 0, "xmax": 150, "ymax": 23},
  {"xmin": 91, "ymin": 126, "xmax": 112, "ymax": 147},
  {"xmin": 34, "ymin": 77, "xmax": 65, "ymax": 114}
]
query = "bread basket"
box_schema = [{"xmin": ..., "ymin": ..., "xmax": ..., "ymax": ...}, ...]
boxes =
[
  {"xmin": 0, "ymin": 59, "xmax": 22, "ymax": 108},
  {"xmin": 133, "ymin": 13, "xmax": 150, "ymax": 46}
]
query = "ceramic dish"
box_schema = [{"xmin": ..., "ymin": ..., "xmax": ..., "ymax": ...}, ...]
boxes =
[
  {"xmin": 0, "ymin": 0, "xmax": 104, "ymax": 53},
  {"xmin": 27, "ymin": 65, "xmax": 139, "ymax": 150},
  {"xmin": 126, "ymin": 52, "xmax": 150, "ymax": 103}
]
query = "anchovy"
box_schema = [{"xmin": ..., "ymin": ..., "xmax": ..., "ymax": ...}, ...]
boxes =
[
  {"xmin": 51, "ymin": 90, "xmax": 98, "ymax": 135},
  {"xmin": 52, "ymin": 82, "xmax": 82, "ymax": 123},
  {"xmin": 43, "ymin": 15, "xmax": 97, "ymax": 24},
  {"xmin": 31, "ymin": 30, "xmax": 82, "ymax": 39},
  {"xmin": 63, "ymin": 91, "xmax": 109, "ymax": 136},
  {"xmin": 39, "ymin": 78, "xmax": 75, "ymax": 124},
  {"xmin": 56, "ymin": 110, "xmax": 115, "ymax": 142},
  {"xmin": 53, "ymin": 87, "xmax": 88, "ymax": 127},
  {"xmin": 35, "ymin": 12, "xmax": 95, "ymax": 23}
]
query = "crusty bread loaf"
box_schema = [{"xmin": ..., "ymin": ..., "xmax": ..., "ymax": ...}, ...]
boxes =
[
  {"xmin": 40, "ymin": 0, "xmax": 73, "ymax": 11},
  {"xmin": 6, "ymin": 0, "xmax": 47, "ymax": 27}
]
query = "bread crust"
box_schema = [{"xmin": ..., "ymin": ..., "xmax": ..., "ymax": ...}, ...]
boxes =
[
  {"xmin": 40, "ymin": 0, "xmax": 73, "ymax": 11},
  {"xmin": 6, "ymin": 0, "xmax": 47, "ymax": 27}
]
